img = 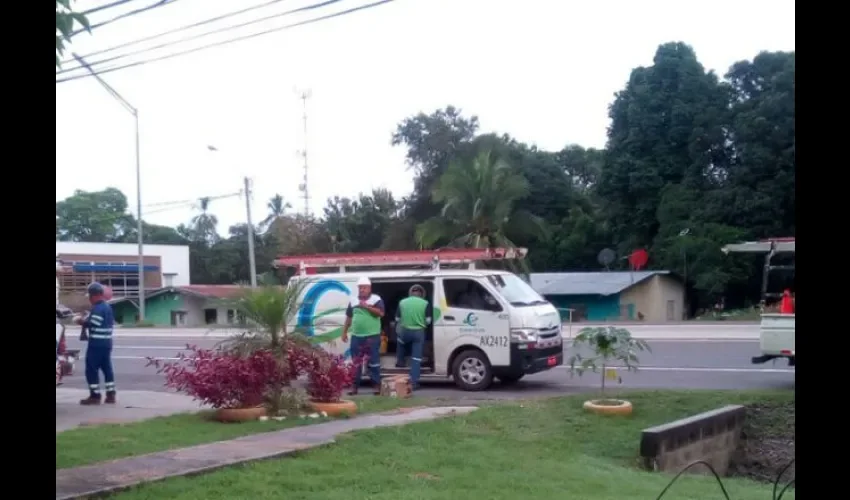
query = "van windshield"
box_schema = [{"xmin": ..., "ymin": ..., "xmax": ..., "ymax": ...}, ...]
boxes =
[{"xmin": 487, "ymin": 274, "xmax": 548, "ymax": 307}]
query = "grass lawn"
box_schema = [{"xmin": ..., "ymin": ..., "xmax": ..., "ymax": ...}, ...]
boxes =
[
  {"xmin": 56, "ymin": 396, "xmax": 428, "ymax": 469},
  {"xmin": 112, "ymin": 389, "xmax": 795, "ymax": 500}
]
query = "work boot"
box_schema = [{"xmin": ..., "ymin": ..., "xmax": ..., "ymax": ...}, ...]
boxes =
[
  {"xmin": 105, "ymin": 391, "xmax": 117, "ymax": 404},
  {"xmin": 80, "ymin": 394, "xmax": 102, "ymax": 406}
]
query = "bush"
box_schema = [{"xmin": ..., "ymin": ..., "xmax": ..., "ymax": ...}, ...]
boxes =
[
  {"xmin": 305, "ymin": 350, "xmax": 360, "ymax": 403},
  {"xmin": 148, "ymin": 345, "xmax": 288, "ymax": 409}
]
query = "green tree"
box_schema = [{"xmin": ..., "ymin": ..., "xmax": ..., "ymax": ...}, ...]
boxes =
[
  {"xmin": 416, "ymin": 147, "xmax": 545, "ymax": 250},
  {"xmin": 386, "ymin": 106, "xmax": 479, "ymax": 247},
  {"xmin": 597, "ymin": 42, "xmax": 730, "ymax": 251},
  {"xmin": 323, "ymin": 189, "xmax": 398, "ymax": 252},
  {"xmin": 56, "ymin": 0, "xmax": 89, "ymax": 67},
  {"xmin": 189, "ymin": 197, "xmax": 220, "ymax": 247},
  {"xmin": 260, "ymin": 194, "xmax": 292, "ymax": 230},
  {"xmin": 715, "ymin": 51, "xmax": 796, "ymax": 238},
  {"xmin": 56, "ymin": 188, "xmax": 135, "ymax": 242}
]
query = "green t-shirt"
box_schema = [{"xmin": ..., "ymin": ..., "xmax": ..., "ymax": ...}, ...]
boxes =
[
  {"xmin": 347, "ymin": 294, "xmax": 384, "ymax": 337},
  {"xmin": 397, "ymin": 296, "xmax": 431, "ymax": 330}
]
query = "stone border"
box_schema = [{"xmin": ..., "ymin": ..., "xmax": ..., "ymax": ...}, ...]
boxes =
[{"xmin": 640, "ymin": 405, "xmax": 745, "ymax": 474}]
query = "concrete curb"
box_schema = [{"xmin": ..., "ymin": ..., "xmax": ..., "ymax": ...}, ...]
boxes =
[{"xmin": 55, "ymin": 406, "xmax": 478, "ymax": 500}]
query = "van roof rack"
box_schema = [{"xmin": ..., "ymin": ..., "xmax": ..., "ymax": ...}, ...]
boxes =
[{"xmin": 274, "ymin": 248, "xmax": 528, "ymax": 276}]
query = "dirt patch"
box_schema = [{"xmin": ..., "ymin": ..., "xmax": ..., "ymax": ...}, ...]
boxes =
[{"xmin": 729, "ymin": 400, "xmax": 795, "ymax": 485}]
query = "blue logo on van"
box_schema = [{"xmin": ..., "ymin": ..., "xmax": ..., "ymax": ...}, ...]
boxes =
[{"xmin": 463, "ymin": 312, "xmax": 478, "ymax": 327}]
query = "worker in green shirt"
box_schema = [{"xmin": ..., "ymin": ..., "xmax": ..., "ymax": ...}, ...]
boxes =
[
  {"xmin": 342, "ymin": 276, "xmax": 385, "ymax": 395},
  {"xmin": 395, "ymin": 284, "xmax": 432, "ymax": 389}
]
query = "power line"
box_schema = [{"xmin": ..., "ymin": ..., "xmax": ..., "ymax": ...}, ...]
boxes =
[
  {"xmin": 56, "ymin": 0, "xmax": 398, "ymax": 84},
  {"xmin": 81, "ymin": 0, "xmax": 140, "ymax": 16},
  {"xmin": 58, "ymin": 0, "xmax": 344, "ymax": 75},
  {"xmin": 144, "ymin": 191, "xmax": 243, "ymax": 209},
  {"xmin": 70, "ymin": 0, "xmax": 180, "ymax": 37},
  {"xmin": 62, "ymin": 0, "xmax": 288, "ymax": 65}
]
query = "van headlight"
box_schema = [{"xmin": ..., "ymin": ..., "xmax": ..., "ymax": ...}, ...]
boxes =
[{"xmin": 510, "ymin": 328, "xmax": 538, "ymax": 343}]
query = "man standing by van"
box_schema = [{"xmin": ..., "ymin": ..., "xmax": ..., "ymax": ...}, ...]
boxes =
[
  {"xmin": 342, "ymin": 276, "xmax": 384, "ymax": 395},
  {"xmin": 395, "ymin": 284, "xmax": 431, "ymax": 389}
]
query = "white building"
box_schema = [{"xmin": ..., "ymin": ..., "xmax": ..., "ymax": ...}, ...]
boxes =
[{"xmin": 56, "ymin": 242, "xmax": 190, "ymax": 298}]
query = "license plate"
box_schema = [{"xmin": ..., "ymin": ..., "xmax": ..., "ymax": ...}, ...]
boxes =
[{"xmin": 547, "ymin": 356, "xmax": 557, "ymax": 367}]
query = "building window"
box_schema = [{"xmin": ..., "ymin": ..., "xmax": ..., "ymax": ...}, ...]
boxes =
[
  {"xmin": 204, "ymin": 308, "xmax": 218, "ymax": 324},
  {"xmin": 226, "ymin": 309, "xmax": 235, "ymax": 324},
  {"xmin": 666, "ymin": 300, "xmax": 676, "ymax": 321}
]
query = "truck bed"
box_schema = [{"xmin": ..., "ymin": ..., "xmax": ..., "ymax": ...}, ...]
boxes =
[{"xmin": 754, "ymin": 313, "xmax": 795, "ymax": 365}]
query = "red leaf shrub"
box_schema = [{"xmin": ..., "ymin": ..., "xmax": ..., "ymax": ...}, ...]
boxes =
[
  {"xmin": 148, "ymin": 345, "xmax": 287, "ymax": 409},
  {"xmin": 305, "ymin": 350, "xmax": 361, "ymax": 403}
]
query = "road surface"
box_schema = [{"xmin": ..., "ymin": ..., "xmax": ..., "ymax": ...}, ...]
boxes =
[{"xmin": 62, "ymin": 323, "xmax": 793, "ymax": 401}]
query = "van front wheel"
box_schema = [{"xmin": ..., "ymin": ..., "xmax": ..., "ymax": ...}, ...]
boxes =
[{"xmin": 452, "ymin": 350, "xmax": 493, "ymax": 391}]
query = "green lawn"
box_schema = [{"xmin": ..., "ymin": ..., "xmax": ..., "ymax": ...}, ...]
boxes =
[
  {"xmin": 56, "ymin": 396, "xmax": 428, "ymax": 469},
  {"xmin": 112, "ymin": 390, "xmax": 795, "ymax": 500}
]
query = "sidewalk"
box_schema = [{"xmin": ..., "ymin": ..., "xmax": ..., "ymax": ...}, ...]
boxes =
[
  {"xmin": 56, "ymin": 388, "xmax": 203, "ymax": 433},
  {"xmin": 56, "ymin": 406, "xmax": 477, "ymax": 500}
]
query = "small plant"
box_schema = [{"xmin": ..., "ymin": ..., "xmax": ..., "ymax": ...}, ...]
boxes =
[
  {"xmin": 148, "ymin": 345, "xmax": 287, "ymax": 410},
  {"xmin": 305, "ymin": 350, "xmax": 359, "ymax": 403},
  {"xmin": 568, "ymin": 326, "xmax": 651, "ymax": 398}
]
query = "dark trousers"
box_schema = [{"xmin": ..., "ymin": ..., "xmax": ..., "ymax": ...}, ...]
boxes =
[
  {"xmin": 350, "ymin": 334, "xmax": 381, "ymax": 387},
  {"xmin": 85, "ymin": 344, "xmax": 115, "ymax": 396},
  {"xmin": 396, "ymin": 327, "xmax": 424, "ymax": 385}
]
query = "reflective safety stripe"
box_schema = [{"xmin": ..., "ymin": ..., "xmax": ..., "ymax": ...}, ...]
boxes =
[
  {"xmin": 90, "ymin": 314, "xmax": 104, "ymax": 322},
  {"xmin": 411, "ymin": 357, "xmax": 422, "ymax": 362},
  {"xmin": 89, "ymin": 384, "xmax": 99, "ymax": 389},
  {"xmin": 90, "ymin": 327, "xmax": 112, "ymax": 333},
  {"xmin": 89, "ymin": 319, "xmax": 102, "ymax": 326},
  {"xmin": 89, "ymin": 334, "xmax": 112, "ymax": 339},
  {"xmin": 105, "ymin": 382, "xmax": 115, "ymax": 388},
  {"xmin": 368, "ymin": 363, "xmax": 381, "ymax": 367}
]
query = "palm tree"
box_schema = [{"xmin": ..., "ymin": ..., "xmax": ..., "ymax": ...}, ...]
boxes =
[
  {"xmin": 416, "ymin": 148, "xmax": 546, "ymax": 250},
  {"xmin": 261, "ymin": 194, "xmax": 292, "ymax": 230},
  {"xmin": 218, "ymin": 279, "xmax": 312, "ymax": 415},
  {"xmin": 190, "ymin": 197, "xmax": 219, "ymax": 246}
]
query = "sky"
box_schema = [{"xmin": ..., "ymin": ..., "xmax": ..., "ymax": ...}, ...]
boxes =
[{"xmin": 56, "ymin": 0, "xmax": 795, "ymax": 234}]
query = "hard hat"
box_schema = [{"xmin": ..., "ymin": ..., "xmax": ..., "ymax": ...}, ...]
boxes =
[
  {"xmin": 356, "ymin": 276, "xmax": 371, "ymax": 287},
  {"xmin": 409, "ymin": 284, "xmax": 425, "ymax": 295},
  {"xmin": 87, "ymin": 282, "xmax": 105, "ymax": 296}
]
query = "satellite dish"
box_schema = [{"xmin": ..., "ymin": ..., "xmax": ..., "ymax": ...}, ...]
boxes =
[{"xmin": 597, "ymin": 248, "xmax": 616, "ymax": 269}]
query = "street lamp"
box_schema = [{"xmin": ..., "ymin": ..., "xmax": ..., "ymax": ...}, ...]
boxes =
[
  {"xmin": 71, "ymin": 53, "xmax": 145, "ymax": 320},
  {"xmin": 206, "ymin": 145, "xmax": 258, "ymax": 287}
]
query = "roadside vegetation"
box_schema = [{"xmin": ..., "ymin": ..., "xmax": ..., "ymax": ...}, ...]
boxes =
[{"xmin": 107, "ymin": 390, "xmax": 794, "ymax": 500}]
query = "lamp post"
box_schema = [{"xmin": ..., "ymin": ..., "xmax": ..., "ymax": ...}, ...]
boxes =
[{"xmin": 71, "ymin": 53, "xmax": 145, "ymax": 320}]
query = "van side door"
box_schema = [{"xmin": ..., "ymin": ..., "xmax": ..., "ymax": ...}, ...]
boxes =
[{"xmin": 437, "ymin": 277, "xmax": 511, "ymax": 368}]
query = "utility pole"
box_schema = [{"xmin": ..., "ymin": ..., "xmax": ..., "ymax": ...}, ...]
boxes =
[
  {"xmin": 244, "ymin": 177, "xmax": 258, "ymax": 287},
  {"xmin": 296, "ymin": 89, "xmax": 312, "ymax": 216},
  {"xmin": 72, "ymin": 53, "xmax": 145, "ymax": 320}
]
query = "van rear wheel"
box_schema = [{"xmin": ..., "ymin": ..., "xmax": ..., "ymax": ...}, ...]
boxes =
[{"xmin": 452, "ymin": 350, "xmax": 493, "ymax": 391}]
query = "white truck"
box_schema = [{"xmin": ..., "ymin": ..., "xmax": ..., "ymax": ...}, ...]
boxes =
[
  {"xmin": 722, "ymin": 238, "xmax": 795, "ymax": 367},
  {"xmin": 276, "ymin": 248, "xmax": 564, "ymax": 391}
]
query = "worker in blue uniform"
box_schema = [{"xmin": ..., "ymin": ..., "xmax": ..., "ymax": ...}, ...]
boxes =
[{"xmin": 76, "ymin": 282, "xmax": 116, "ymax": 405}]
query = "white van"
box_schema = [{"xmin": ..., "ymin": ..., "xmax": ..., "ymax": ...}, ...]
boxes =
[{"xmin": 282, "ymin": 250, "xmax": 564, "ymax": 391}]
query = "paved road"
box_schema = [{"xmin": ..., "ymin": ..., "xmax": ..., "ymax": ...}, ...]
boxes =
[
  {"xmin": 102, "ymin": 323, "xmax": 763, "ymax": 340},
  {"xmin": 62, "ymin": 325, "xmax": 793, "ymax": 401}
]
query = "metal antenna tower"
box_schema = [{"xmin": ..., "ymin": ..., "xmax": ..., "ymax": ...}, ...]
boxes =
[{"xmin": 295, "ymin": 89, "xmax": 312, "ymax": 216}]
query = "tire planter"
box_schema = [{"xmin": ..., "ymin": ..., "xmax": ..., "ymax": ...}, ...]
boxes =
[
  {"xmin": 582, "ymin": 399, "xmax": 633, "ymax": 416},
  {"xmin": 308, "ymin": 399, "xmax": 358, "ymax": 417},
  {"xmin": 215, "ymin": 406, "xmax": 267, "ymax": 423}
]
